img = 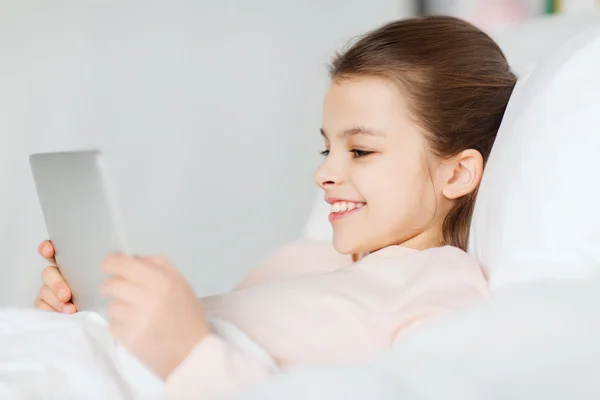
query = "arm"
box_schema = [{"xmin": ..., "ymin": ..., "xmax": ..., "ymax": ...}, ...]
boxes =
[
  {"xmin": 165, "ymin": 239, "xmax": 350, "ymax": 398},
  {"xmin": 165, "ymin": 333, "xmax": 277, "ymax": 399}
]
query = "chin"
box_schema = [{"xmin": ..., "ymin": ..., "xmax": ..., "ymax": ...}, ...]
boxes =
[
  {"xmin": 333, "ymin": 230, "xmax": 394, "ymax": 255},
  {"xmin": 332, "ymin": 235, "xmax": 370, "ymax": 255}
]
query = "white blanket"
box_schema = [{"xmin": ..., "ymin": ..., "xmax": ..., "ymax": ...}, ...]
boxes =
[
  {"xmin": 0, "ymin": 308, "xmax": 163, "ymax": 399},
  {"xmin": 0, "ymin": 309, "xmax": 277, "ymax": 399}
]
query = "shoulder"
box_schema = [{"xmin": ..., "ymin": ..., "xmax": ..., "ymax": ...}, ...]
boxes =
[
  {"xmin": 383, "ymin": 246, "xmax": 490, "ymax": 342},
  {"xmin": 408, "ymin": 246, "xmax": 491, "ymax": 303},
  {"xmin": 358, "ymin": 245, "xmax": 489, "ymax": 296},
  {"xmin": 365, "ymin": 245, "xmax": 482, "ymax": 271},
  {"xmin": 418, "ymin": 245, "xmax": 487, "ymax": 278},
  {"xmin": 235, "ymin": 239, "xmax": 352, "ymax": 290}
]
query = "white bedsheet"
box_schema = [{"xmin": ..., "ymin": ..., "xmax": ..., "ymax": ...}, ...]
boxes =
[
  {"xmin": 0, "ymin": 309, "xmax": 277, "ymax": 399},
  {"xmin": 0, "ymin": 308, "xmax": 163, "ymax": 399},
  {"xmin": 5, "ymin": 278, "xmax": 600, "ymax": 400}
]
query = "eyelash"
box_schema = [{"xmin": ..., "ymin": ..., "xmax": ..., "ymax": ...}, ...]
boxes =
[
  {"xmin": 352, "ymin": 149, "xmax": 372, "ymax": 158},
  {"xmin": 320, "ymin": 149, "xmax": 373, "ymax": 158}
]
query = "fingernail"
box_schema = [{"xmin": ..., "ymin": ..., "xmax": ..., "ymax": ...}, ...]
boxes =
[
  {"xmin": 58, "ymin": 289, "xmax": 67, "ymax": 300},
  {"xmin": 62, "ymin": 304, "xmax": 73, "ymax": 314}
]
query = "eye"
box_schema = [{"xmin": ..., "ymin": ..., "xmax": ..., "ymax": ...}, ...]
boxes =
[
  {"xmin": 320, "ymin": 149, "xmax": 330, "ymax": 157},
  {"xmin": 351, "ymin": 149, "xmax": 373, "ymax": 158}
]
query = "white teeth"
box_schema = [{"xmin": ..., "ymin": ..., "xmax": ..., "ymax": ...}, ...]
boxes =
[{"xmin": 330, "ymin": 201, "xmax": 365, "ymax": 213}]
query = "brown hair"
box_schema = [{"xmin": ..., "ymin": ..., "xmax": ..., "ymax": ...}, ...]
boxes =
[{"xmin": 329, "ymin": 16, "xmax": 517, "ymax": 251}]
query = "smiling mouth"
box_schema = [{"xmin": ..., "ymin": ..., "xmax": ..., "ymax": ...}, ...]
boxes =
[
  {"xmin": 328, "ymin": 201, "xmax": 366, "ymax": 222},
  {"xmin": 330, "ymin": 201, "xmax": 365, "ymax": 213}
]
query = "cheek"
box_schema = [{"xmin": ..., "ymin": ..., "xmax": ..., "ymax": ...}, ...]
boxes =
[
  {"xmin": 332, "ymin": 155, "xmax": 438, "ymax": 253},
  {"xmin": 372, "ymin": 177, "xmax": 424, "ymax": 221},
  {"xmin": 360, "ymin": 157, "xmax": 425, "ymax": 206},
  {"xmin": 359, "ymin": 159, "xmax": 436, "ymax": 227}
]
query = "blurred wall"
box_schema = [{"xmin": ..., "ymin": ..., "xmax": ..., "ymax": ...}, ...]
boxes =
[
  {"xmin": 0, "ymin": 0, "xmax": 409, "ymax": 306},
  {"xmin": 492, "ymin": 9, "xmax": 600, "ymax": 75}
]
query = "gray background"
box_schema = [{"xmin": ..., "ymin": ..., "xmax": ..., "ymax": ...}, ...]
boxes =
[{"xmin": 0, "ymin": 0, "xmax": 410, "ymax": 306}]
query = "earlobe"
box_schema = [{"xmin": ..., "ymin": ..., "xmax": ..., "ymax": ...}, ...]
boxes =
[{"xmin": 442, "ymin": 149, "xmax": 484, "ymax": 200}]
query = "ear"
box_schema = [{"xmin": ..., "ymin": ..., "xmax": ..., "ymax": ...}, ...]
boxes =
[{"xmin": 441, "ymin": 149, "xmax": 484, "ymax": 200}]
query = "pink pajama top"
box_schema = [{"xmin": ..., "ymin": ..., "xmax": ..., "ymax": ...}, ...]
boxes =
[{"xmin": 165, "ymin": 240, "xmax": 490, "ymax": 398}]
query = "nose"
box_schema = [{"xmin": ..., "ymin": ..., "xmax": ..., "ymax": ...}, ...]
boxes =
[{"xmin": 313, "ymin": 154, "xmax": 343, "ymax": 190}]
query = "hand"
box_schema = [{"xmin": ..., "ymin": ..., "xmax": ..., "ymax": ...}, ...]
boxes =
[
  {"xmin": 101, "ymin": 254, "xmax": 211, "ymax": 379},
  {"xmin": 34, "ymin": 241, "xmax": 77, "ymax": 314}
]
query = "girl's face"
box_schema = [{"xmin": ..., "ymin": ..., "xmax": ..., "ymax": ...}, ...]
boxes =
[{"xmin": 315, "ymin": 77, "xmax": 450, "ymax": 255}]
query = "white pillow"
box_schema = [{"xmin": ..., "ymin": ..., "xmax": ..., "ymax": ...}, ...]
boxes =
[
  {"xmin": 303, "ymin": 190, "xmax": 332, "ymax": 241},
  {"xmin": 492, "ymin": 9, "xmax": 600, "ymax": 76},
  {"xmin": 468, "ymin": 26, "xmax": 600, "ymax": 289}
]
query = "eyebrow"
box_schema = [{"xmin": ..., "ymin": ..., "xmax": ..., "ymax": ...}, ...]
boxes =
[{"xmin": 320, "ymin": 126, "xmax": 386, "ymax": 139}]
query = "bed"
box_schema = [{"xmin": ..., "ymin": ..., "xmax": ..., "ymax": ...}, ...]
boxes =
[{"xmin": 1, "ymin": 10, "xmax": 600, "ymax": 400}]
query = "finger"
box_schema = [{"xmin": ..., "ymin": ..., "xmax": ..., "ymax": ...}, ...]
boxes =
[
  {"xmin": 38, "ymin": 240, "xmax": 56, "ymax": 264},
  {"xmin": 38, "ymin": 286, "xmax": 76, "ymax": 314},
  {"xmin": 34, "ymin": 297, "xmax": 58, "ymax": 312},
  {"xmin": 38, "ymin": 285, "xmax": 64, "ymax": 311},
  {"xmin": 100, "ymin": 276, "xmax": 143, "ymax": 303},
  {"xmin": 41, "ymin": 266, "xmax": 71, "ymax": 302},
  {"xmin": 102, "ymin": 253, "xmax": 150, "ymax": 281},
  {"xmin": 62, "ymin": 302, "xmax": 77, "ymax": 314},
  {"xmin": 138, "ymin": 255, "xmax": 171, "ymax": 268}
]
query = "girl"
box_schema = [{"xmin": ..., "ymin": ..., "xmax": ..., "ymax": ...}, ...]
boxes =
[{"xmin": 33, "ymin": 16, "xmax": 516, "ymax": 398}]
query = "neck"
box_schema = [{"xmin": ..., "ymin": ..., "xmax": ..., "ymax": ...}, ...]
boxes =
[
  {"xmin": 351, "ymin": 227, "xmax": 445, "ymax": 263},
  {"xmin": 400, "ymin": 229, "xmax": 444, "ymax": 250}
]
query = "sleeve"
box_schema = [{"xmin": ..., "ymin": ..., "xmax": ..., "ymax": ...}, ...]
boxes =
[
  {"xmin": 165, "ymin": 333, "xmax": 279, "ymax": 399},
  {"xmin": 391, "ymin": 309, "xmax": 450, "ymax": 349},
  {"xmin": 165, "ymin": 240, "xmax": 346, "ymax": 398}
]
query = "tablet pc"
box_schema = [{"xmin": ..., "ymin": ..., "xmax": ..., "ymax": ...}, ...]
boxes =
[{"xmin": 30, "ymin": 150, "xmax": 129, "ymax": 315}]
